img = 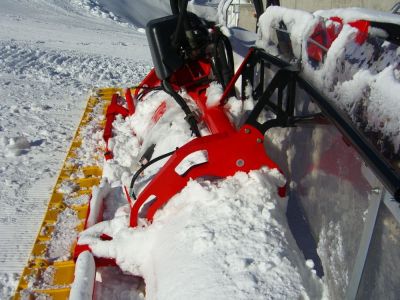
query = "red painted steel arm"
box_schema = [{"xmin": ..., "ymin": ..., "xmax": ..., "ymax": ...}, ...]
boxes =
[{"xmin": 130, "ymin": 125, "xmax": 284, "ymax": 227}]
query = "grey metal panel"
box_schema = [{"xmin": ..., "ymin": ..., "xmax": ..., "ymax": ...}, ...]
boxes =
[
  {"xmin": 356, "ymin": 197, "xmax": 400, "ymax": 299},
  {"xmin": 264, "ymin": 81, "xmax": 397, "ymax": 298},
  {"xmin": 266, "ymin": 122, "xmax": 372, "ymax": 299}
]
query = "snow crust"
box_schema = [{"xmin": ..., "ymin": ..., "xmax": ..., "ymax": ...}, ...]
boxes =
[
  {"xmin": 80, "ymin": 169, "xmax": 322, "ymax": 299},
  {"xmin": 257, "ymin": 6, "xmax": 316, "ymax": 58},
  {"xmin": 314, "ymin": 7, "xmax": 400, "ymax": 25},
  {"xmin": 205, "ymin": 81, "xmax": 224, "ymax": 107}
]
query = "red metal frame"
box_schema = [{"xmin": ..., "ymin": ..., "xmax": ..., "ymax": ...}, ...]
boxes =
[
  {"xmin": 130, "ymin": 124, "xmax": 284, "ymax": 226},
  {"xmin": 125, "ymin": 88, "xmax": 135, "ymax": 115},
  {"xmin": 97, "ymin": 48, "xmax": 287, "ymax": 232},
  {"xmin": 103, "ymin": 93, "xmax": 130, "ymax": 160},
  {"xmin": 126, "ymin": 57, "xmax": 285, "ymax": 227},
  {"xmin": 76, "ymin": 31, "xmax": 295, "ymax": 279}
]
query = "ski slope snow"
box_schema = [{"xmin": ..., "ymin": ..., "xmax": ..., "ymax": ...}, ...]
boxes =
[{"xmin": 0, "ymin": 0, "xmax": 155, "ymax": 297}]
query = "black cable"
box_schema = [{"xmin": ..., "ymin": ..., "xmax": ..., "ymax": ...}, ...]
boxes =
[
  {"xmin": 170, "ymin": 0, "xmax": 180, "ymax": 14},
  {"xmin": 135, "ymin": 86, "xmax": 163, "ymax": 102},
  {"xmin": 172, "ymin": 0, "xmax": 189, "ymax": 49},
  {"xmin": 267, "ymin": 0, "xmax": 280, "ymax": 8},
  {"xmin": 253, "ymin": 0, "xmax": 264, "ymax": 19},
  {"xmin": 219, "ymin": 35, "xmax": 234, "ymax": 87},
  {"xmin": 162, "ymin": 80, "xmax": 201, "ymax": 137},
  {"xmin": 211, "ymin": 32, "xmax": 234, "ymax": 89},
  {"xmin": 130, "ymin": 150, "xmax": 176, "ymax": 200},
  {"xmin": 131, "ymin": 85, "xmax": 160, "ymax": 90}
]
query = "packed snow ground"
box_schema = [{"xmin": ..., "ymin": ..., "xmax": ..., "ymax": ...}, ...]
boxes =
[{"xmin": 0, "ymin": 0, "xmax": 154, "ymax": 297}]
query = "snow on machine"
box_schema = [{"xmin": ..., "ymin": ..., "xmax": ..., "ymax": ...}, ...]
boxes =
[{"xmin": 14, "ymin": 1, "xmax": 400, "ymax": 299}]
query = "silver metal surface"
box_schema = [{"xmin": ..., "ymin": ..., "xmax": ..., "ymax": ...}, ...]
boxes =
[{"xmin": 345, "ymin": 188, "xmax": 383, "ymax": 300}]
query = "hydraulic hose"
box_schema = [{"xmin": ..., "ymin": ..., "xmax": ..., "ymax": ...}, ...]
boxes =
[
  {"xmin": 170, "ymin": 0, "xmax": 180, "ymax": 14},
  {"xmin": 171, "ymin": 0, "xmax": 189, "ymax": 49},
  {"xmin": 212, "ymin": 33, "xmax": 235, "ymax": 89},
  {"xmin": 130, "ymin": 150, "xmax": 176, "ymax": 200},
  {"xmin": 162, "ymin": 80, "xmax": 201, "ymax": 137}
]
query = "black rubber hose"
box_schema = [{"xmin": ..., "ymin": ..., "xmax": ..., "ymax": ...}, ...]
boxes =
[
  {"xmin": 212, "ymin": 33, "xmax": 234, "ymax": 89},
  {"xmin": 170, "ymin": 0, "xmax": 180, "ymax": 14},
  {"xmin": 130, "ymin": 150, "xmax": 176, "ymax": 200},
  {"xmin": 162, "ymin": 80, "xmax": 201, "ymax": 137},
  {"xmin": 253, "ymin": 0, "xmax": 264, "ymax": 19},
  {"xmin": 219, "ymin": 35, "xmax": 234, "ymax": 87},
  {"xmin": 267, "ymin": 0, "xmax": 280, "ymax": 8},
  {"xmin": 172, "ymin": 0, "xmax": 189, "ymax": 49},
  {"xmin": 136, "ymin": 86, "xmax": 163, "ymax": 102}
]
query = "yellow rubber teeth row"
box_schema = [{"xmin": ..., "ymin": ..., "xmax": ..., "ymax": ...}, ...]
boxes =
[{"xmin": 13, "ymin": 88, "xmax": 122, "ymax": 300}]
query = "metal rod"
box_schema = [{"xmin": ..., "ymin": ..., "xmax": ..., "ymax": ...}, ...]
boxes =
[{"xmin": 345, "ymin": 188, "xmax": 383, "ymax": 300}]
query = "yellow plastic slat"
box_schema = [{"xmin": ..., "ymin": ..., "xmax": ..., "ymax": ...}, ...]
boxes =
[
  {"xmin": 76, "ymin": 189, "xmax": 92, "ymax": 196},
  {"xmin": 14, "ymin": 287, "xmax": 71, "ymax": 300},
  {"xmin": 52, "ymin": 261, "xmax": 76, "ymax": 285},
  {"xmin": 49, "ymin": 192, "xmax": 63, "ymax": 206},
  {"xmin": 71, "ymin": 204, "xmax": 90, "ymax": 220},
  {"xmin": 43, "ymin": 209, "xmax": 61, "ymax": 223},
  {"xmin": 31, "ymin": 243, "xmax": 47, "ymax": 257},
  {"xmin": 82, "ymin": 166, "xmax": 103, "ymax": 177},
  {"xmin": 34, "ymin": 287, "xmax": 71, "ymax": 299},
  {"xmin": 75, "ymin": 177, "xmax": 101, "ymax": 188}
]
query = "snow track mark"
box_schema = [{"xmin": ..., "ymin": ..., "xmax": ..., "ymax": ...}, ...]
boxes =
[
  {"xmin": 0, "ymin": 179, "xmax": 53, "ymax": 274},
  {"xmin": 70, "ymin": 0, "xmax": 134, "ymax": 28},
  {"xmin": 0, "ymin": 40, "xmax": 150, "ymax": 87}
]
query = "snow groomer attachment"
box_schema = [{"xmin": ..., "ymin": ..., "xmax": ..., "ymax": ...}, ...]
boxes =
[
  {"xmin": 73, "ymin": 4, "xmax": 400, "ymax": 298},
  {"xmin": 128, "ymin": 1, "xmax": 288, "ymax": 227},
  {"xmin": 66, "ymin": 2, "xmax": 287, "ymax": 297},
  {"xmin": 88, "ymin": 0, "xmax": 288, "ymax": 231},
  {"xmin": 16, "ymin": 0, "xmax": 400, "ymax": 299}
]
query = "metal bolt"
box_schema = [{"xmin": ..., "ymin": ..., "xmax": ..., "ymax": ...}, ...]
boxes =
[
  {"xmin": 256, "ymin": 138, "xmax": 263, "ymax": 143},
  {"xmin": 236, "ymin": 159, "xmax": 245, "ymax": 167},
  {"xmin": 244, "ymin": 128, "xmax": 251, "ymax": 134},
  {"xmin": 371, "ymin": 187, "xmax": 381, "ymax": 194}
]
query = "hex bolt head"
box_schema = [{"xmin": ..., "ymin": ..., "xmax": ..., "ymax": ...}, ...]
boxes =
[
  {"xmin": 371, "ymin": 187, "xmax": 381, "ymax": 194},
  {"xmin": 256, "ymin": 138, "xmax": 263, "ymax": 143},
  {"xmin": 244, "ymin": 128, "xmax": 251, "ymax": 134},
  {"xmin": 236, "ymin": 159, "xmax": 245, "ymax": 167}
]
